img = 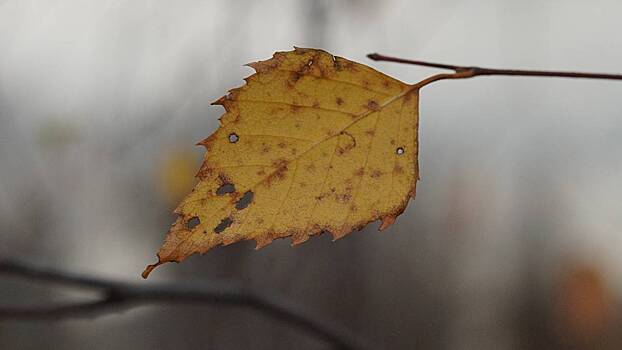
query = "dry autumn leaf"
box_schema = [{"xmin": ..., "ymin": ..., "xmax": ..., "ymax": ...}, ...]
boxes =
[{"xmin": 143, "ymin": 47, "xmax": 420, "ymax": 278}]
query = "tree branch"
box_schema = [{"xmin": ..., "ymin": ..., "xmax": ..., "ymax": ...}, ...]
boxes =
[
  {"xmin": 367, "ymin": 53, "xmax": 622, "ymax": 85},
  {"xmin": 0, "ymin": 259, "xmax": 371, "ymax": 350}
]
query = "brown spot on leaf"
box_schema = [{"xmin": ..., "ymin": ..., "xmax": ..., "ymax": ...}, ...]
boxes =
[
  {"xmin": 290, "ymin": 71, "xmax": 301, "ymax": 83},
  {"xmin": 365, "ymin": 130, "xmax": 375, "ymax": 137},
  {"xmin": 394, "ymin": 164, "xmax": 404, "ymax": 174},
  {"xmin": 336, "ymin": 97, "xmax": 344, "ymax": 106},
  {"xmin": 266, "ymin": 160, "xmax": 289, "ymax": 186},
  {"xmin": 335, "ymin": 193, "xmax": 352, "ymax": 202},
  {"xmin": 333, "ymin": 59, "xmax": 342, "ymax": 71},
  {"xmin": 370, "ymin": 169, "xmax": 383, "ymax": 178},
  {"xmin": 277, "ymin": 142, "xmax": 287, "ymax": 149},
  {"xmin": 367, "ymin": 100, "xmax": 380, "ymax": 111},
  {"xmin": 197, "ymin": 165, "xmax": 214, "ymax": 179},
  {"xmin": 218, "ymin": 173, "xmax": 232, "ymax": 185},
  {"xmin": 355, "ymin": 167, "xmax": 365, "ymax": 176}
]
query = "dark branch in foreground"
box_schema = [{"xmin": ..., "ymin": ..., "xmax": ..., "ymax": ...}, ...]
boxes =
[
  {"xmin": 0, "ymin": 259, "xmax": 370, "ymax": 350},
  {"xmin": 367, "ymin": 53, "xmax": 622, "ymax": 85}
]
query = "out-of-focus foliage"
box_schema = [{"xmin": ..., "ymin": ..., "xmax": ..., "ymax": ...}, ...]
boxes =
[{"xmin": 157, "ymin": 149, "xmax": 199, "ymax": 204}]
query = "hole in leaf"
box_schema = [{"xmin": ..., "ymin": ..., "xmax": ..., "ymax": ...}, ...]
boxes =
[
  {"xmin": 228, "ymin": 133, "xmax": 239, "ymax": 143},
  {"xmin": 186, "ymin": 216, "xmax": 200, "ymax": 229},
  {"xmin": 214, "ymin": 217, "xmax": 233, "ymax": 233},
  {"xmin": 216, "ymin": 183, "xmax": 236, "ymax": 196},
  {"xmin": 235, "ymin": 191, "xmax": 254, "ymax": 210},
  {"xmin": 396, "ymin": 147, "xmax": 405, "ymax": 155}
]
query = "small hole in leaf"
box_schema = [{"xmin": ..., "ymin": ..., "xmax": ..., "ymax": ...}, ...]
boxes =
[
  {"xmin": 214, "ymin": 217, "xmax": 233, "ymax": 233},
  {"xmin": 235, "ymin": 191, "xmax": 254, "ymax": 210},
  {"xmin": 396, "ymin": 147, "xmax": 405, "ymax": 155},
  {"xmin": 216, "ymin": 183, "xmax": 236, "ymax": 196},
  {"xmin": 228, "ymin": 133, "xmax": 239, "ymax": 143},
  {"xmin": 186, "ymin": 216, "xmax": 200, "ymax": 229}
]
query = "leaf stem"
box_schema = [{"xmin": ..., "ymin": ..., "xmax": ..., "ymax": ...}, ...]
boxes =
[{"xmin": 367, "ymin": 53, "xmax": 622, "ymax": 87}]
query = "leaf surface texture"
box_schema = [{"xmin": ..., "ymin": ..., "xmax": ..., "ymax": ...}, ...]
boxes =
[{"xmin": 144, "ymin": 48, "xmax": 419, "ymax": 277}]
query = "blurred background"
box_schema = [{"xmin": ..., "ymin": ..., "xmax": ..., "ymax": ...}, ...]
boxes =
[{"xmin": 1, "ymin": 0, "xmax": 621, "ymax": 349}]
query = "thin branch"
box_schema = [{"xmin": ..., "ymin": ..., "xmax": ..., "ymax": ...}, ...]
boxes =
[
  {"xmin": 367, "ymin": 53, "xmax": 622, "ymax": 86},
  {"xmin": 0, "ymin": 259, "xmax": 371, "ymax": 350}
]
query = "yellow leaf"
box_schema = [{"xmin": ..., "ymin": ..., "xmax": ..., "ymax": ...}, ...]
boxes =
[{"xmin": 143, "ymin": 47, "xmax": 419, "ymax": 278}]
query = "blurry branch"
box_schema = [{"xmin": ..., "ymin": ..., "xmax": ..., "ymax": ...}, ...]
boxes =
[
  {"xmin": 367, "ymin": 53, "xmax": 622, "ymax": 84},
  {"xmin": 0, "ymin": 259, "xmax": 371, "ymax": 350}
]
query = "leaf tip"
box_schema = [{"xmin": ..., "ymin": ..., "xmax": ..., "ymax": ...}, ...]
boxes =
[
  {"xmin": 254, "ymin": 234, "xmax": 273, "ymax": 250},
  {"xmin": 378, "ymin": 215, "xmax": 396, "ymax": 231},
  {"xmin": 290, "ymin": 233, "xmax": 309, "ymax": 246},
  {"xmin": 211, "ymin": 96, "xmax": 226, "ymax": 106},
  {"xmin": 330, "ymin": 229, "xmax": 350, "ymax": 241},
  {"xmin": 244, "ymin": 61, "xmax": 261, "ymax": 71},
  {"xmin": 195, "ymin": 138, "xmax": 209, "ymax": 147},
  {"xmin": 141, "ymin": 259, "xmax": 163, "ymax": 279}
]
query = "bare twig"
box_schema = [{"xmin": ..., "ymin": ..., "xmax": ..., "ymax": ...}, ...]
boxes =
[
  {"xmin": 367, "ymin": 53, "xmax": 622, "ymax": 86},
  {"xmin": 0, "ymin": 259, "xmax": 370, "ymax": 350}
]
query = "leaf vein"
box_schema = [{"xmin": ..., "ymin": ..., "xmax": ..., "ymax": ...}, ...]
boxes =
[
  {"xmin": 273, "ymin": 68, "xmax": 393, "ymax": 97},
  {"xmin": 235, "ymin": 99, "xmax": 357, "ymax": 117}
]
